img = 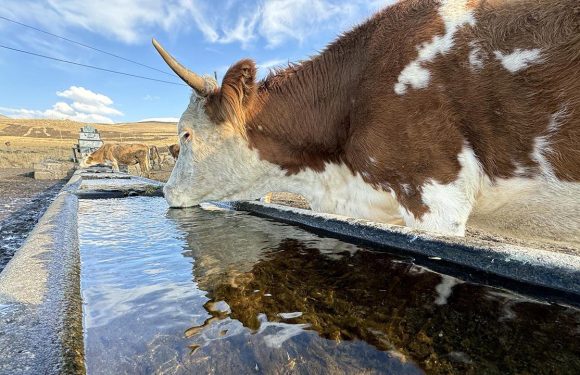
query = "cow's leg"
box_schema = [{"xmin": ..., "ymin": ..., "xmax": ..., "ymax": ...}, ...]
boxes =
[
  {"xmin": 139, "ymin": 155, "xmax": 150, "ymax": 177},
  {"xmin": 111, "ymin": 160, "xmax": 120, "ymax": 173}
]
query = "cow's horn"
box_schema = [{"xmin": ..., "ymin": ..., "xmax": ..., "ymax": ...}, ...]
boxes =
[{"xmin": 152, "ymin": 38, "xmax": 210, "ymax": 96}]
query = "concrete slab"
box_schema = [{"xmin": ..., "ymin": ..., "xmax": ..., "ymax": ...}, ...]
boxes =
[{"xmin": 0, "ymin": 189, "xmax": 84, "ymax": 374}]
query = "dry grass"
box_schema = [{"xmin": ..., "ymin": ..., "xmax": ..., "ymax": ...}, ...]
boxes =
[{"xmin": 0, "ymin": 118, "xmax": 178, "ymax": 169}]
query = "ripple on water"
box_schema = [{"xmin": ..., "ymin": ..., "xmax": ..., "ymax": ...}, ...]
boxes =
[{"xmin": 79, "ymin": 197, "xmax": 580, "ymax": 375}]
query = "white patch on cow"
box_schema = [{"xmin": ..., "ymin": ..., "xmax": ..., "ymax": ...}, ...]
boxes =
[
  {"xmin": 394, "ymin": 0, "xmax": 476, "ymax": 95},
  {"xmin": 434, "ymin": 275, "xmax": 462, "ymax": 305},
  {"xmin": 493, "ymin": 48, "xmax": 542, "ymax": 73},
  {"xmin": 531, "ymin": 108, "xmax": 567, "ymax": 182},
  {"xmin": 400, "ymin": 145, "xmax": 483, "ymax": 236},
  {"xmin": 468, "ymin": 41, "xmax": 485, "ymax": 71},
  {"xmin": 298, "ymin": 164, "xmax": 402, "ymax": 224}
]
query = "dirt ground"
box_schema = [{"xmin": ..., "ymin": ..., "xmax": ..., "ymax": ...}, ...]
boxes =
[{"xmin": 0, "ymin": 168, "xmax": 66, "ymax": 272}]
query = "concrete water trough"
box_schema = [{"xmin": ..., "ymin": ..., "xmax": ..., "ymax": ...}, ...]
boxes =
[{"xmin": 0, "ymin": 167, "xmax": 578, "ymax": 374}]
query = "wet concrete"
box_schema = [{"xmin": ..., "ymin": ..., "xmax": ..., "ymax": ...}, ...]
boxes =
[
  {"xmin": 0, "ymin": 190, "xmax": 84, "ymax": 374},
  {"xmin": 0, "ymin": 169, "xmax": 66, "ymax": 271}
]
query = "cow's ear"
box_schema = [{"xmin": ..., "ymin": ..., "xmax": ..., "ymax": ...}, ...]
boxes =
[
  {"xmin": 221, "ymin": 59, "xmax": 257, "ymax": 106},
  {"xmin": 205, "ymin": 59, "xmax": 257, "ymax": 127}
]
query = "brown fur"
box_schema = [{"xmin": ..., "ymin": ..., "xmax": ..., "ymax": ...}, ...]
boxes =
[
  {"xmin": 203, "ymin": 0, "xmax": 579, "ymax": 218},
  {"xmin": 84, "ymin": 143, "xmax": 151, "ymax": 175},
  {"xmin": 168, "ymin": 143, "xmax": 180, "ymax": 160}
]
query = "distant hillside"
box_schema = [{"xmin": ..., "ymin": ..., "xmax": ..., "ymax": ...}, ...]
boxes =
[
  {"xmin": 0, "ymin": 114, "xmax": 8, "ymax": 119},
  {"xmin": 0, "ymin": 118, "xmax": 178, "ymax": 168}
]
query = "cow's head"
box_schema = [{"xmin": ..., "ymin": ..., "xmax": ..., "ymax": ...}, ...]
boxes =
[
  {"xmin": 79, "ymin": 154, "xmax": 97, "ymax": 169},
  {"xmin": 153, "ymin": 39, "xmax": 269, "ymax": 208}
]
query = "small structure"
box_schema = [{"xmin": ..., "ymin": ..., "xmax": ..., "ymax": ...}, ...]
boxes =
[{"xmin": 72, "ymin": 125, "xmax": 103, "ymax": 163}]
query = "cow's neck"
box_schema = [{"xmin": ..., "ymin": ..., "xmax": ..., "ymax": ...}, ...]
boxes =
[{"xmin": 245, "ymin": 23, "xmax": 372, "ymax": 176}]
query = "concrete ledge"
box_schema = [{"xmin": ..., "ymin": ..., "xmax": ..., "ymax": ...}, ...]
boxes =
[
  {"xmin": 0, "ymin": 168, "xmax": 162, "ymax": 374},
  {"xmin": 0, "ymin": 188, "xmax": 84, "ymax": 374},
  {"xmin": 215, "ymin": 201, "xmax": 580, "ymax": 301}
]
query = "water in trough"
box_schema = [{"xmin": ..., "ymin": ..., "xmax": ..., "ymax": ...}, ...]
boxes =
[{"xmin": 79, "ymin": 197, "xmax": 580, "ymax": 374}]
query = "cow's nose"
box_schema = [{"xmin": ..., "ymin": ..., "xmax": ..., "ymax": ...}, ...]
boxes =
[{"xmin": 163, "ymin": 184, "xmax": 179, "ymax": 207}]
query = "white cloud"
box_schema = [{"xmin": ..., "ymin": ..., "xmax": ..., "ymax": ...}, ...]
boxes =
[
  {"xmin": 259, "ymin": 0, "xmax": 356, "ymax": 47},
  {"xmin": 0, "ymin": 86, "xmax": 123, "ymax": 124},
  {"xmin": 2, "ymin": 0, "xmax": 397, "ymax": 47},
  {"xmin": 3, "ymin": 0, "xmax": 206, "ymax": 44}
]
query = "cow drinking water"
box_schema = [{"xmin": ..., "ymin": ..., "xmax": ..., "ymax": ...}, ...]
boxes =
[
  {"xmin": 80, "ymin": 143, "xmax": 151, "ymax": 176},
  {"xmin": 153, "ymin": 0, "xmax": 579, "ymax": 242}
]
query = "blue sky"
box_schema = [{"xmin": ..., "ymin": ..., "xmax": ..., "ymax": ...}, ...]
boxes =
[{"xmin": 0, "ymin": 0, "xmax": 393, "ymax": 123}]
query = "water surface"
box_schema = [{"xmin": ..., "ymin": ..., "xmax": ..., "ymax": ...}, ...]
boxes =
[{"xmin": 79, "ymin": 197, "xmax": 580, "ymax": 374}]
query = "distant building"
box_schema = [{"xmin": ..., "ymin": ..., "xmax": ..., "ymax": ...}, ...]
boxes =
[{"xmin": 72, "ymin": 125, "xmax": 103, "ymax": 162}]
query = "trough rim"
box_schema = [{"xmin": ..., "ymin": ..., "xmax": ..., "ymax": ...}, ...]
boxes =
[{"xmin": 211, "ymin": 201, "xmax": 580, "ymax": 303}]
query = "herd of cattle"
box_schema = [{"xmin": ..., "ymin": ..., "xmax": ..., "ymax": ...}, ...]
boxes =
[{"xmin": 79, "ymin": 142, "xmax": 179, "ymax": 175}]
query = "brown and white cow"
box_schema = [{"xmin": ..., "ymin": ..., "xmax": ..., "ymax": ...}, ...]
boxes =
[
  {"xmin": 153, "ymin": 0, "xmax": 579, "ymax": 241},
  {"xmin": 80, "ymin": 143, "xmax": 151, "ymax": 175}
]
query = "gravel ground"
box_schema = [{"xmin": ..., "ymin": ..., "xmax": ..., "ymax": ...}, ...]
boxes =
[{"xmin": 0, "ymin": 169, "xmax": 66, "ymax": 272}]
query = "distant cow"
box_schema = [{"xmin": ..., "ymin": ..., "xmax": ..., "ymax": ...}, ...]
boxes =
[
  {"xmin": 4, "ymin": 141, "xmax": 10, "ymax": 147},
  {"xmin": 153, "ymin": 0, "xmax": 579, "ymax": 242},
  {"xmin": 80, "ymin": 143, "xmax": 151, "ymax": 176},
  {"xmin": 168, "ymin": 143, "xmax": 180, "ymax": 160}
]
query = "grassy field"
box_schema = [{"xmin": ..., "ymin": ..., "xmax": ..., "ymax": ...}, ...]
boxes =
[{"xmin": 0, "ymin": 118, "xmax": 178, "ymax": 169}]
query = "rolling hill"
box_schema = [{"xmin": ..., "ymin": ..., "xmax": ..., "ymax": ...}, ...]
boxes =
[{"xmin": 0, "ymin": 118, "xmax": 178, "ymax": 168}]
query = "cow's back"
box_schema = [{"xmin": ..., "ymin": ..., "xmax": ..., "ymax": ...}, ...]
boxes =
[{"xmin": 111, "ymin": 144, "xmax": 149, "ymax": 165}]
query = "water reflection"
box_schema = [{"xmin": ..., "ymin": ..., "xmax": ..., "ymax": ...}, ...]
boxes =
[
  {"xmin": 80, "ymin": 198, "xmax": 580, "ymax": 375},
  {"xmin": 168, "ymin": 208, "xmax": 580, "ymax": 374}
]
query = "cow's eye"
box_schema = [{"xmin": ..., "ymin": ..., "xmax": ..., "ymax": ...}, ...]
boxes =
[{"xmin": 180, "ymin": 130, "xmax": 192, "ymax": 142}]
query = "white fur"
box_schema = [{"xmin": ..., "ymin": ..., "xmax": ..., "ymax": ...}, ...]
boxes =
[
  {"xmin": 394, "ymin": 0, "xmax": 476, "ymax": 95},
  {"xmin": 400, "ymin": 146, "xmax": 483, "ymax": 236},
  {"xmin": 531, "ymin": 108, "xmax": 567, "ymax": 182},
  {"xmin": 493, "ymin": 49, "xmax": 542, "ymax": 73},
  {"xmin": 296, "ymin": 164, "xmax": 402, "ymax": 224},
  {"xmin": 468, "ymin": 41, "xmax": 485, "ymax": 71}
]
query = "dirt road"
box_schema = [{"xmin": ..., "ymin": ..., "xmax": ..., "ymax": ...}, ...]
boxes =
[{"xmin": 0, "ymin": 169, "xmax": 65, "ymax": 272}]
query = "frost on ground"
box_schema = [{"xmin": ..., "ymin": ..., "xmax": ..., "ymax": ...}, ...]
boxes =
[{"xmin": 0, "ymin": 169, "xmax": 65, "ymax": 272}]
